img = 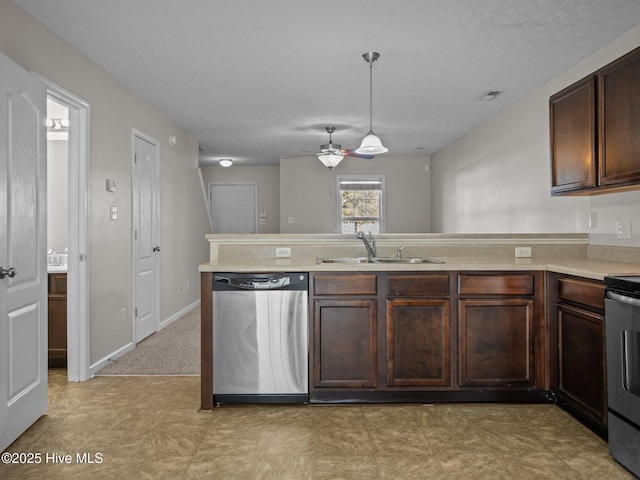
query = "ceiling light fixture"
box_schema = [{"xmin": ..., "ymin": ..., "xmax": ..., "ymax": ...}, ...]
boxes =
[
  {"xmin": 317, "ymin": 152, "xmax": 344, "ymax": 169},
  {"xmin": 219, "ymin": 158, "xmax": 233, "ymax": 167},
  {"xmin": 46, "ymin": 118, "xmax": 69, "ymax": 131},
  {"xmin": 356, "ymin": 52, "xmax": 388, "ymax": 155},
  {"xmin": 480, "ymin": 90, "xmax": 504, "ymax": 101},
  {"xmin": 317, "ymin": 126, "xmax": 344, "ymax": 169}
]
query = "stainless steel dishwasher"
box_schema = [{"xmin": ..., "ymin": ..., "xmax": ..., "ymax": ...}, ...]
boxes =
[{"xmin": 212, "ymin": 272, "xmax": 308, "ymax": 404}]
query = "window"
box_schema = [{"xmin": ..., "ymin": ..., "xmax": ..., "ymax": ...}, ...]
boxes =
[{"xmin": 337, "ymin": 175, "xmax": 384, "ymax": 234}]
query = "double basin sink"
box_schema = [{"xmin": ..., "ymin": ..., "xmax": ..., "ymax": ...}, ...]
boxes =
[{"xmin": 318, "ymin": 256, "xmax": 444, "ymax": 264}]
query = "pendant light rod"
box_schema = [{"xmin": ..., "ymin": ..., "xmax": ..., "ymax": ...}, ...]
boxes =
[{"xmin": 363, "ymin": 51, "xmax": 379, "ymax": 134}]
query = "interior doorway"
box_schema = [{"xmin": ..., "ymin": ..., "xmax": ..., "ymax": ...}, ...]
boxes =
[{"xmin": 40, "ymin": 75, "xmax": 91, "ymax": 382}]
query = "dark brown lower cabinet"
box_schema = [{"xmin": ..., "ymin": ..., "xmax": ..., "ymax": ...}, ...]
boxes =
[
  {"xmin": 48, "ymin": 273, "xmax": 67, "ymax": 368},
  {"xmin": 386, "ymin": 298, "xmax": 451, "ymax": 387},
  {"xmin": 309, "ymin": 271, "xmax": 545, "ymax": 403},
  {"xmin": 558, "ymin": 304, "xmax": 606, "ymax": 425},
  {"xmin": 312, "ymin": 299, "xmax": 377, "ymax": 388},
  {"xmin": 459, "ymin": 298, "xmax": 535, "ymax": 387},
  {"xmin": 550, "ymin": 274, "xmax": 607, "ymax": 435}
]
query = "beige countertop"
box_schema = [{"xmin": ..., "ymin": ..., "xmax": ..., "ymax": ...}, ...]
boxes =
[{"xmin": 199, "ymin": 256, "xmax": 640, "ymax": 280}]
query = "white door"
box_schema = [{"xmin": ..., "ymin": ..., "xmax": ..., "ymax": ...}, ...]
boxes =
[
  {"xmin": 132, "ymin": 133, "xmax": 159, "ymax": 344},
  {"xmin": 209, "ymin": 184, "xmax": 256, "ymax": 233},
  {"xmin": 0, "ymin": 52, "xmax": 48, "ymax": 452}
]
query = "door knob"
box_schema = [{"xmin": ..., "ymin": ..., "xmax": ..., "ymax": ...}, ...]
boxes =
[{"xmin": 0, "ymin": 266, "xmax": 17, "ymax": 279}]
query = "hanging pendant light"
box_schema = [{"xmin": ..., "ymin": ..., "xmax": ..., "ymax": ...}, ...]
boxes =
[{"xmin": 356, "ymin": 51, "xmax": 388, "ymax": 155}]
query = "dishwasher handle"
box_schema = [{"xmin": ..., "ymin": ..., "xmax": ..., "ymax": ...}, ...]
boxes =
[{"xmin": 213, "ymin": 273, "xmax": 307, "ymax": 291}]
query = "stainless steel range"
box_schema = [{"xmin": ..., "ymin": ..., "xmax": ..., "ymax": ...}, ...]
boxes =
[{"xmin": 605, "ymin": 275, "xmax": 640, "ymax": 478}]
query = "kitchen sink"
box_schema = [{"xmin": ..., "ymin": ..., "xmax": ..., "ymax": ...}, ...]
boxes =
[{"xmin": 317, "ymin": 256, "xmax": 444, "ymax": 264}]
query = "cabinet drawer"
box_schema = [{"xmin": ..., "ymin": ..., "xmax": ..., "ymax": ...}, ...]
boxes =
[
  {"xmin": 48, "ymin": 273, "xmax": 67, "ymax": 295},
  {"xmin": 314, "ymin": 274, "xmax": 377, "ymax": 296},
  {"xmin": 557, "ymin": 278, "xmax": 605, "ymax": 310},
  {"xmin": 458, "ymin": 273, "xmax": 534, "ymax": 296},
  {"xmin": 387, "ymin": 274, "xmax": 449, "ymax": 297}
]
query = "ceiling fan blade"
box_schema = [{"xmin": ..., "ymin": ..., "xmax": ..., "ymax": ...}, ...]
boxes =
[{"xmin": 343, "ymin": 149, "xmax": 375, "ymax": 159}]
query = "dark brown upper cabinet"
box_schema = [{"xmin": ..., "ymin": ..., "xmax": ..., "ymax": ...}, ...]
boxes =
[
  {"xmin": 550, "ymin": 45, "xmax": 640, "ymax": 195},
  {"xmin": 598, "ymin": 47, "xmax": 640, "ymax": 187},
  {"xmin": 549, "ymin": 76, "xmax": 597, "ymax": 194}
]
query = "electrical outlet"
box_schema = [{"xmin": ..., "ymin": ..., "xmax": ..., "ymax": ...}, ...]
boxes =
[
  {"xmin": 276, "ymin": 247, "xmax": 291, "ymax": 258},
  {"xmin": 515, "ymin": 246, "xmax": 532, "ymax": 258}
]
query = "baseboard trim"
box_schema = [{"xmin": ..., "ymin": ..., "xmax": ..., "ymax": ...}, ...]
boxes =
[
  {"xmin": 159, "ymin": 299, "xmax": 200, "ymax": 331},
  {"xmin": 90, "ymin": 341, "xmax": 135, "ymax": 376}
]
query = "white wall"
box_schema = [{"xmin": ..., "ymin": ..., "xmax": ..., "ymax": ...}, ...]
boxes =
[
  {"xmin": 0, "ymin": 1, "xmax": 211, "ymax": 365},
  {"xmin": 280, "ymin": 155, "xmax": 431, "ymax": 233},
  {"xmin": 200, "ymin": 165, "xmax": 280, "ymax": 234},
  {"xmin": 47, "ymin": 139, "xmax": 68, "ymax": 253},
  {"xmin": 431, "ymin": 24, "xmax": 640, "ymax": 247}
]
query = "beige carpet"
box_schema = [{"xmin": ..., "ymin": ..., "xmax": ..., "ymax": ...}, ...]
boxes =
[{"xmin": 98, "ymin": 305, "xmax": 200, "ymax": 376}]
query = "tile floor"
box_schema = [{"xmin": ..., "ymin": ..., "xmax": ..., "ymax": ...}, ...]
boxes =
[{"xmin": 0, "ymin": 370, "xmax": 634, "ymax": 479}]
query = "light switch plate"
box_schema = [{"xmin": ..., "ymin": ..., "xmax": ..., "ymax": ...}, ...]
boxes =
[
  {"xmin": 110, "ymin": 205, "xmax": 118, "ymax": 220},
  {"xmin": 617, "ymin": 220, "xmax": 631, "ymax": 240}
]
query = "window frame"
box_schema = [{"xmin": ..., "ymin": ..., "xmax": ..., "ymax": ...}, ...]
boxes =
[{"xmin": 336, "ymin": 175, "xmax": 385, "ymax": 234}]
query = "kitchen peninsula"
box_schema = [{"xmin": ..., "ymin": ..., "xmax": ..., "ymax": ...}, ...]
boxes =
[{"xmin": 199, "ymin": 233, "xmax": 640, "ymax": 434}]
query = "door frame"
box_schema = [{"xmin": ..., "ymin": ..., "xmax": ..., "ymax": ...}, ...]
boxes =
[
  {"xmin": 131, "ymin": 129, "xmax": 160, "ymax": 344},
  {"xmin": 208, "ymin": 182, "xmax": 258, "ymax": 233},
  {"xmin": 35, "ymin": 73, "xmax": 91, "ymax": 382}
]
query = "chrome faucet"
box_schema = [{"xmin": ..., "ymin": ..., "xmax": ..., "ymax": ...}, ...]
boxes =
[{"xmin": 356, "ymin": 231, "xmax": 376, "ymax": 259}]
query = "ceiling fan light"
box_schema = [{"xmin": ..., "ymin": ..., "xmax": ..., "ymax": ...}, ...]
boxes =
[
  {"xmin": 219, "ymin": 158, "xmax": 233, "ymax": 167},
  {"xmin": 355, "ymin": 132, "xmax": 388, "ymax": 155},
  {"xmin": 317, "ymin": 153, "xmax": 344, "ymax": 169}
]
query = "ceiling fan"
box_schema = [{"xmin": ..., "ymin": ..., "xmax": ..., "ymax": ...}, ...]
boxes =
[{"xmin": 309, "ymin": 126, "xmax": 375, "ymax": 169}]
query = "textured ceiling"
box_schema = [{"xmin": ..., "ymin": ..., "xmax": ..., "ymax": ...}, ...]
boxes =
[{"xmin": 13, "ymin": 0, "xmax": 640, "ymax": 166}]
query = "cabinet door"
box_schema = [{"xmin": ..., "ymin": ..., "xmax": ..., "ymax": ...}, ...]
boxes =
[
  {"xmin": 312, "ymin": 299, "xmax": 377, "ymax": 388},
  {"xmin": 459, "ymin": 298, "xmax": 535, "ymax": 387},
  {"xmin": 549, "ymin": 75, "xmax": 597, "ymax": 194},
  {"xmin": 557, "ymin": 304, "xmax": 606, "ymax": 427},
  {"xmin": 47, "ymin": 297, "xmax": 67, "ymax": 367},
  {"xmin": 47, "ymin": 273, "xmax": 67, "ymax": 368},
  {"xmin": 599, "ymin": 46, "xmax": 640, "ymax": 187},
  {"xmin": 386, "ymin": 299, "xmax": 451, "ymax": 387}
]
